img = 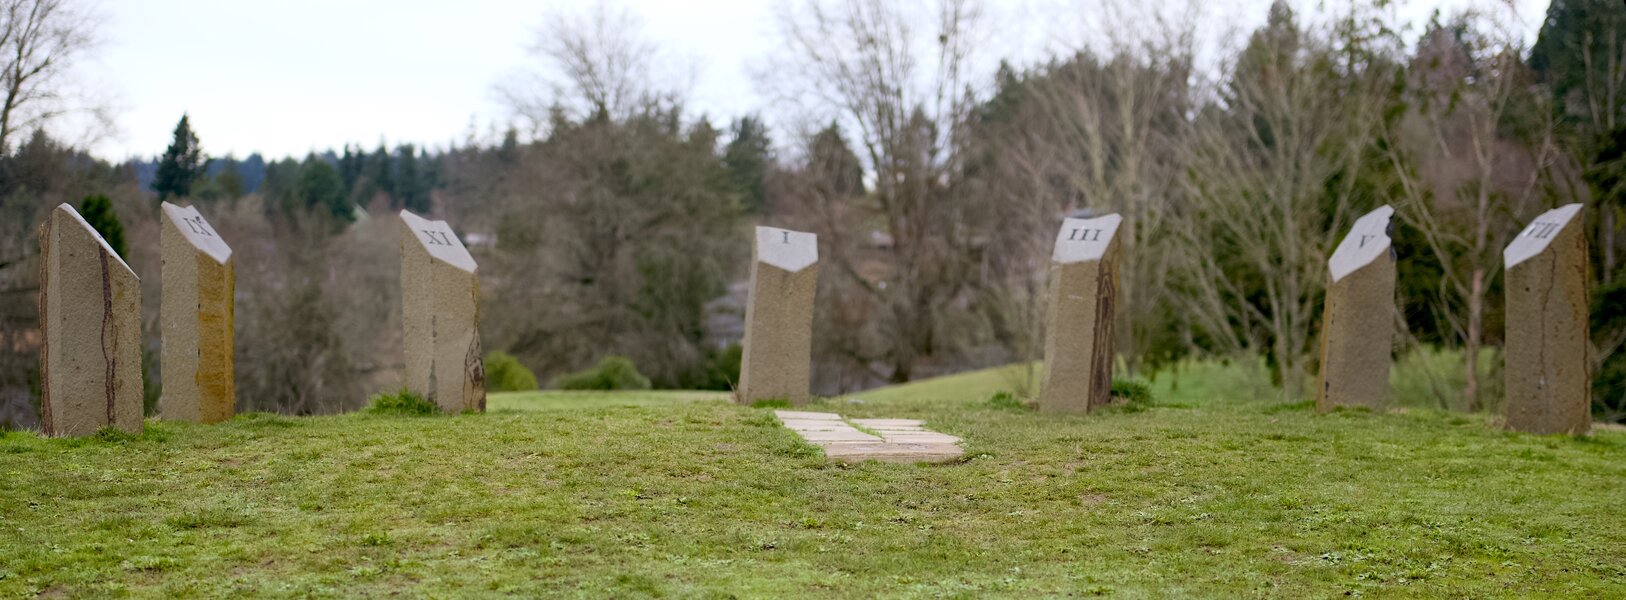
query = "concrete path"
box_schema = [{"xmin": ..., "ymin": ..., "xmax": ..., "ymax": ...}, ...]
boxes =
[{"xmin": 775, "ymin": 410, "xmax": 964, "ymax": 464}]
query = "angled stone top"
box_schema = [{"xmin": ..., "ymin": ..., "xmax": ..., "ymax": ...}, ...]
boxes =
[
  {"xmin": 1504, "ymin": 204, "xmax": 1583, "ymax": 269},
  {"xmin": 56, "ymin": 203, "xmax": 135, "ymax": 277},
  {"xmin": 755, "ymin": 226, "xmax": 818, "ymax": 272},
  {"xmin": 400, "ymin": 209, "xmax": 477, "ymax": 273},
  {"xmin": 1052, "ymin": 213, "xmax": 1122, "ymax": 264},
  {"xmin": 1328, "ymin": 205, "xmax": 1394, "ymax": 283},
  {"xmin": 161, "ymin": 202, "xmax": 232, "ymax": 264}
]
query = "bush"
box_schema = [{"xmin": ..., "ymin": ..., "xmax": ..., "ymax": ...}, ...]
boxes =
[
  {"xmin": 683, "ymin": 344, "xmax": 742, "ymax": 391},
  {"xmin": 483, "ymin": 351, "xmax": 538, "ymax": 392},
  {"xmin": 551, "ymin": 356, "xmax": 652, "ymax": 391},
  {"xmin": 987, "ymin": 390, "xmax": 1027, "ymax": 411},
  {"xmin": 366, "ymin": 389, "xmax": 439, "ymax": 415},
  {"xmin": 751, "ymin": 397, "xmax": 792, "ymax": 409},
  {"xmin": 1111, "ymin": 378, "xmax": 1155, "ymax": 412}
]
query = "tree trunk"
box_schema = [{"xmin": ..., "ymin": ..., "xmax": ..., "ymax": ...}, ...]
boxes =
[
  {"xmin": 1464, "ymin": 268, "xmax": 1485, "ymax": 412},
  {"xmin": 1605, "ymin": 208, "xmax": 1616, "ymax": 287}
]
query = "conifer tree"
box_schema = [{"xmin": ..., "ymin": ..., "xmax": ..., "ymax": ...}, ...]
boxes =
[
  {"xmin": 153, "ymin": 114, "xmax": 206, "ymax": 200},
  {"xmin": 368, "ymin": 142, "xmax": 394, "ymax": 201},
  {"xmin": 725, "ymin": 116, "xmax": 772, "ymax": 213},
  {"xmin": 396, "ymin": 144, "xmax": 428, "ymax": 212},
  {"xmin": 78, "ymin": 194, "xmax": 125, "ymax": 259}
]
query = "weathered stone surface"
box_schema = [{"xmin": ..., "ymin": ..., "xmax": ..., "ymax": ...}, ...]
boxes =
[
  {"xmin": 1039, "ymin": 214, "xmax": 1122, "ymax": 413},
  {"xmin": 159, "ymin": 202, "xmax": 235, "ymax": 424},
  {"xmin": 39, "ymin": 203, "xmax": 142, "ymax": 437},
  {"xmin": 779, "ymin": 419, "xmax": 849, "ymax": 431},
  {"xmin": 775, "ymin": 410, "xmax": 965, "ymax": 463},
  {"xmin": 738, "ymin": 226, "xmax": 818, "ymax": 405},
  {"xmin": 775, "ymin": 410, "xmax": 841, "ymax": 420},
  {"xmin": 1503, "ymin": 204, "xmax": 1590, "ymax": 435},
  {"xmin": 1316, "ymin": 205, "xmax": 1396, "ymax": 412},
  {"xmin": 821, "ymin": 442, "xmax": 964, "ymax": 464},
  {"xmin": 400, "ymin": 210, "xmax": 485, "ymax": 413},
  {"xmin": 874, "ymin": 431, "xmax": 962, "ymax": 444},
  {"xmin": 799, "ymin": 429, "xmax": 885, "ymax": 442},
  {"xmin": 849, "ymin": 418, "xmax": 924, "ymax": 428}
]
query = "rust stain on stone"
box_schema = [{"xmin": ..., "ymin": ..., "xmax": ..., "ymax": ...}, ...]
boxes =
[
  {"xmin": 1087, "ymin": 252, "xmax": 1117, "ymax": 410},
  {"xmin": 99, "ymin": 249, "xmax": 116, "ymax": 425},
  {"xmin": 37, "ymin": 219, "xmax": 52, "ymax": 435}
]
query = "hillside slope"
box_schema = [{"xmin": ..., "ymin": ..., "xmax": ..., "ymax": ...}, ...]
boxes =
[{"xmin": 2, "ymin": 380, "xmax": 1623, "ymax": 597}]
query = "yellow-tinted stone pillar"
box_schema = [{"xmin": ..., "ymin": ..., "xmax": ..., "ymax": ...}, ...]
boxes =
[
  {"xmin": 400, "ymin": 210, "xmax": 485, "ymax": 413},
  {"xmin": 738, "ymin": 226, "xmax": 818, "ymax": 405},
  {"xmin": 1503, "ymin": 204, "xmax": 1590, "ymax": 435},
  {"xmin": 159, "ymin": 202, "xmax": 235, "ymax": 423},
  {"xmin": 39, "ymin": 203, "xmax": 143, "ymax": 436},
  {"xmin": 1039, "ymin": 214, "xmax": 1122, "ymax": 413},
  {"xmin": 1316, "ymin": 205, "xmax": 1396, "ymax": 412}
]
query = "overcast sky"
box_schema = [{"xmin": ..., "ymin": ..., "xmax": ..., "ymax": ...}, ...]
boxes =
[{"xmin": 91, "ymin": 0, "xmax": 1548, "ymax": 161}]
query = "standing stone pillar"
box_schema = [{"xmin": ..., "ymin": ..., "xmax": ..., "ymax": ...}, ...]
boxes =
[
  {"xmin": 159, "ymin": 202, "xmax": 235, "ymax": 423},
  {"xmin": 39, "ymin": 203, "xmax": 142, "ymax": 436},
  {"xmin": 1039, "ymin": 214, "xmax": 1122, "ymax": 413},
  {"xmin": 738, "ymin": 226, "xmax": 818, "ymax": 405},
  {"xmin": 1504, "ymin": 204, "xmax": 1590, "ymax": 435},
  {"xmin": 1316, "ymin": 205, "xmax": 1396, "ymax": 412},
  {"xmin": 399, "ymin": 210, "xmax": 485, "ymax": 413}
]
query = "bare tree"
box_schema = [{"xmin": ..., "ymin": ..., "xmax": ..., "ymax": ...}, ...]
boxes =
[
  {"xmin": 0, "ymin": 0, "xmax": 103, "ymax": 154},
  {"xmin": 767, "ymin": 0, "xmax": 988, "ymax": 382},
  {"xmin": 990, "ymin": 1, "xmax": 1197, "ymax": 375},
  {"xmin": 1384, "ymin": 11, "xmax": 1557, "ymax": 411},
  {"xmin": 499, "ymin": 0, "xmax": 672, "ymax": 135},
  {"xmin": 1167, "ymin": 1, "xmax": 1401, "ymax": 401}
]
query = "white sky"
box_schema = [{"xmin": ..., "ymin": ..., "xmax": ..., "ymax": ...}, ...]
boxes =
[{"xmin": 91, "ymin": 0, "xmax": 1548, "ymax": 161}]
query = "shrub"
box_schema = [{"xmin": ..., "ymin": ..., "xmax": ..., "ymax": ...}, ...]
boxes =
[
  {"xmin": 682, "ymin": 344, "xmax": 742, "ymax": 391},
  {"xmin": 987, "ymin": 390, "xmax": 1027, "ymax": 411},
  {"xmin": 483, "ymin": 351, "xmax": 538, "ymax": 392},
  {"xmin": 551, "ymin": 356, "xmax": 652, "ymax": 391},
  {"xmin": 366, "ymin": 389, "xmax": 439, "ymax": 415},
  {"xmin": 751, "ymin": 397, "xmax": 791, "ymax": 409},
  {"xmin": 1111, "ymin": 378, "xmax": 1155, "ymax": 412}
]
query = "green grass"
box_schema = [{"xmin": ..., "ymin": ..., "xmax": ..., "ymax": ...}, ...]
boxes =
[{"xmin": 1, "ymin": 365, "xmax": 1624, "ymax": 597}]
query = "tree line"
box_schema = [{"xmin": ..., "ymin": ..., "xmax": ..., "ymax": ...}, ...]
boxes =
[{"xmin": 0, "ymin": 0, "xmax": 1623, "ymax": 427}]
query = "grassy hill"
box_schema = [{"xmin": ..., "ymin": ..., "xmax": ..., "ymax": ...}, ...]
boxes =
[{"xmin": 2, "ymin": 365, "xmax": 1624, "ymax": 597}]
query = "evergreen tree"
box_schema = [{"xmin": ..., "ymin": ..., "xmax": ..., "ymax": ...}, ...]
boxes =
[
  {"xmin": 1529, "ymin": 0, "xmax": 1626, "ymax": 126},
  {"xmin": 215, "ymin": 156, "xmax": 245, "ymax": 199},
  {"xmin": 367, "ymin": 142, "xmax": 394, "ymax": 202},
  {"xmin": 338, "ymin": 144, "xmax": 362, "ymax": 193},
  {"xmin": 808, "ymin": 122, "xmax": 865, "ymax": 198},
  {"xmin": 724, "ymin": 116, "xmax": 772, "ymax": 213},
  {"xmin": 297, "ymin": 157, "xmax": 351, "ymax": 222},
  {"xmin": 497, "ymin": 128, "xmax": 520, "ymax": 164},
  {"xmin": 153, "ymin": 114, "xmax": 206, "ymax": 200},
  {"xmin": 395, "ymin": 144, "xmax": 429, "ymax": 212},
  {"xmin": 78, "ymin": 194, "xmax": 125, "ymax": 259}
]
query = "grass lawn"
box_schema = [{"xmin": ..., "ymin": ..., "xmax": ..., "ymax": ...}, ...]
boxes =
[{"xmin": 2, "ymin": 364, "xmax": 1624, "ymax": 597}]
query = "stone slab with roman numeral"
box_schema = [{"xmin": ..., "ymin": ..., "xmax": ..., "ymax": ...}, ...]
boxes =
[
  {"xmin": 1039, "ymin": 214, "xmax": 1122, "ymax": 413},
  {"xmin": 1316, "ymin": 205, "xmax": 1396, "ymax": 412},
  {"xmin": 1503, "ymin": 204, "xmax": 1590, "ymax": 435},
  {"xmin": 159, "ymin": 202, "xmax": 236, "ymax": 424},
  {"xmin": 399, "ymin": 210, "xmax": 485, "ymax": 413},
  {"xmin": 39, "ymin": 203, "xmax": 142, "ymax": 437},
  {"xmin": 738, "ymin": 226, "xmax": 819, "ymax": 405}
]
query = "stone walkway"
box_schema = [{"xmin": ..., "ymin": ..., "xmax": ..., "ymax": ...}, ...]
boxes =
[{"xmin": 775, "ymin": 410, "xmax": 964, "ymax": 463}]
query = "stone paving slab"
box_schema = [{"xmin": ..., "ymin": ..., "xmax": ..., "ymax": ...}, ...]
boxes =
[
  {"xmin": 821, "ymin": 442, "xmax": 965, "ymax": 464},
  {"xmin": 775, "ymin": 410, "xmax": 843, "ymax": 421},
  {"xmin": 850, "ymin": 418, "xmax": 924, "ymax": 428},
  {"xmin": 799, "ymin": 430, "xmax": 884, "ymax": 442},
  {"xmin": 776, "ymin": 410, "xmax": 963, "ymax": 464},
  {"xmin": 779, "ymin": 419, "xmax": 850, "ymax": 431},
  {"xmin": 876, "ymin": 432, "xmax": 962, "ymax": 444}
]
